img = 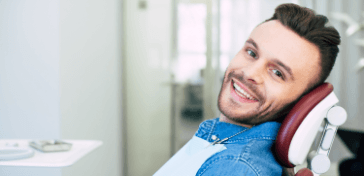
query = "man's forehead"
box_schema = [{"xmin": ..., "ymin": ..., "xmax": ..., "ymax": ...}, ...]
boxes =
[{"xmin": 248, "ymin": 20, "xmax": 320, "ymax": 77}]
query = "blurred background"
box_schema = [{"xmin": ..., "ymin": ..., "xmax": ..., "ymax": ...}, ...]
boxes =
[{"xmin": 0, "ymin": 0, "xmax": 363, "ymax": 176}]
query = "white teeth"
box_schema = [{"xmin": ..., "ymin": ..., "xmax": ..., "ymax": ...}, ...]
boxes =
[{"xmin": 233, "ymin": 83, "xmax": 255, "ymax": 100}]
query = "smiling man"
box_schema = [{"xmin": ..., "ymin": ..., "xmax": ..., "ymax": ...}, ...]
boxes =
[
  {"xmin": 154, "ymin": 3, "xmax": 340, "ymax": 176},
  {"xmin": 219, "ymin": 17, "xmax": 323, "ymax": 127}
]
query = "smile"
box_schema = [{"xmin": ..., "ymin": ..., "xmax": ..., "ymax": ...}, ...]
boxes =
[{"xmin": 230, "ymin": 80, "xmax": 258, "ymax": 103}]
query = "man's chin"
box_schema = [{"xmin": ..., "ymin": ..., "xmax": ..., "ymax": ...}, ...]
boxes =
[
  {"xmin": 219, "ymin": 113, "xmax": 257, "ymax": 127},
  {"xmin": 219, "ymin": 106, "xmax": 260, "ymax": 124}
]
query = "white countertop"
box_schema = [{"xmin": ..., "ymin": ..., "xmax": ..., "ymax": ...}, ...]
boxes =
[{"xmin": 0, "ymin": 139, "xmax": 102, "ymax": 167}]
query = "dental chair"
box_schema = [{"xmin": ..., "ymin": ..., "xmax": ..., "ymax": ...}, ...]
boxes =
[{"xmin": 275, "ymin": 83, "xmax": 347, "ymax": 176}]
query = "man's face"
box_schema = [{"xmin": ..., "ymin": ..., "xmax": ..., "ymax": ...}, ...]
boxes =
[{"xmin": 218, "ymin": 20, "xmax": 321, "ymax": 127}]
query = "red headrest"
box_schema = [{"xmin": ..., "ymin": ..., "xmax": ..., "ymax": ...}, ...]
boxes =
[{"xmin": 275, "ymin": 83, "xmax": 334, "ymax": 168}]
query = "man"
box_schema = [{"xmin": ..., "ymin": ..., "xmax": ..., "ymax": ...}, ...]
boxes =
[{"xmin": 155, "ymin": 3, "xmax": 340, "ymax": 176}]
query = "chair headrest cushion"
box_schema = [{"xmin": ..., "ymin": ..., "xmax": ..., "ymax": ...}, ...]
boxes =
[{"xmin": 275, "ymin": 83, "xmax": 333, "ymax": 167}]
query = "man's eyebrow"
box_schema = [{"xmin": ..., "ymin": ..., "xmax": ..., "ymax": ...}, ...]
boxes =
[
  {"xmin": 272, "ymin": 59, "xmax": 294, "ymax": 80},
  {"xmin": 246, "ymin": 39, "xmax": 258, "ymax": 50}
]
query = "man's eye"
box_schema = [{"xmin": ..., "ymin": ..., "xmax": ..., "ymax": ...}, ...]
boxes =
[
  {"xmin": 247, "ymin": 50, "xmax": 257, "ymax": 58},
  {"xmin": 272, "ymin": 69, "xmax": 283, "ymax": 79}
]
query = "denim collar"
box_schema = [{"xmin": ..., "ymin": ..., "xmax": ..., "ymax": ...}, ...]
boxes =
[{"xmin": 196, "ymin": 118, "xmax": 281, "ymax": 144}]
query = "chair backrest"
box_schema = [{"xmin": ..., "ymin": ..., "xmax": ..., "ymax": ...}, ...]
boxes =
[{"xmin": 275, "ymin": 83, "xmax": 338, "ymax": 168}]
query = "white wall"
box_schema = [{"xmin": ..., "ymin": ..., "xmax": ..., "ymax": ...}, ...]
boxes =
[
  {"xmin": 0, "ymin": 0, "xmax": 61, "ymax": 140},
  {"xmin": 60, "ymin": 0, "xmax": 123, "ymax": 176},
  {"xmin": 0, "ymin": 0, "xmax": 123, "ymax": 176},
  {"xmin": 0, "ymin": 0, "xmax": 62, "ymax": 175}
]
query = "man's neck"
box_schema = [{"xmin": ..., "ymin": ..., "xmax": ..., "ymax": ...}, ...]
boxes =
[{"xmin": 219, "ymin": 114, "xmax": 253, "ymax": 128}]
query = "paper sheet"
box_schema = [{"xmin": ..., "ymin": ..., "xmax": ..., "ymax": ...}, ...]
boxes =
[{"xmin": 154, "ymin": 136, "xmax": 226, "ymax": 176}]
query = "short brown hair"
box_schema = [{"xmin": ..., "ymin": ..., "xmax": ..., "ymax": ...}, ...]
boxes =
[{"xmin": 265, "ymin": 3, "xmax": 341, "ymax": 90}]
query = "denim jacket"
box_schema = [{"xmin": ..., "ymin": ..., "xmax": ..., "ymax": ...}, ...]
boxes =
[{"xmin": 195, "ymin": 118, "xmax": 283, "ymax": 176}]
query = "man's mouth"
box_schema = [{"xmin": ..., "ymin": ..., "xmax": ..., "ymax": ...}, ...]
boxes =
[{"xmin": 230, "ymin": 80, "xmax": 258, "ymax": 103}]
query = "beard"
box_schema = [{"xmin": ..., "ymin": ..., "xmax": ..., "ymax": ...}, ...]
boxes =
[{"xmin": 217, "ymin": 70, "xmax": 294, "ymax": 125}]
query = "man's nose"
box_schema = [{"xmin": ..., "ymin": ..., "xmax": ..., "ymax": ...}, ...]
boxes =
[{"xmin": 243, "ymin": 60, "xmax": 265, "ymax": 84}]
